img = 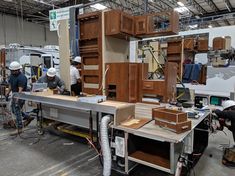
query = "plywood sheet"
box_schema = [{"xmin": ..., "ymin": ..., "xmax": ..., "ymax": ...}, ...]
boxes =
[
  {"xmin": 120, "ymin": 118, "xmax": 151, "ymax": 129},
  {"xmin": 58, "ymin": 19, "xmax": 71, "ymax": 91}
]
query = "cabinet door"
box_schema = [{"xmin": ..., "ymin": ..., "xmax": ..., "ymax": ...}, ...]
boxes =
[
  {"xmin": 105, "ymin": 10, "xmax": 121, "ymax": 35},
  {"xmin": 121, "ymin": 13, "xmax": 134, "ymax": 35},
  {"xmin": 135, "ymin": 16, "xmax": 147, "ymax": 35},
  {"xmin": 129, "ymin": 64, "xmax": 139, "ymax": 102}
]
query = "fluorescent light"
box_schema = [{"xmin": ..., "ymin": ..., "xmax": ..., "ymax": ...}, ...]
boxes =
[
  {"xmin": 189, "ymin": 24, "xmax": 198, "ymax": 28},
  {"xmin": 177, "ymin": 2, "xmax": 185, "ymax": 7},
  {"xmin": 195, "ymin": 15, "xmax": 200, "ymax": 19},
  {"xmin": 174, "ymin": 6, "xmax": 189, "ymax": 13},
  {"xmin": 208, "ymin": 25, "xmax": 213, "ymax": 28},
  {"xmin": 90, "ymin": 3, "xmax": 107, "ymax": 10}
]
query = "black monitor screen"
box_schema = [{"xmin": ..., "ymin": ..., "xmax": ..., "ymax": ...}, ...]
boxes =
[
  {"xmin": 177, "ymin": 88, "xmax": 191, "ymax": 102},
  {"xmin": 210, "ymin": 96, "xmax": 229, "ymax": 106}
]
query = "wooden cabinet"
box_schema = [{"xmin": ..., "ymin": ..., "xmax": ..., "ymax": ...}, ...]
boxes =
[
  {"xmin": 106, "ymin": 63, "xmax": 148, "ymax": 103},
  {"xmin": 78, "ymin": 12, "xmax": 102, "ymax": 94},
  {"xmin": 146, "ymin": 11, "xmax": 179, "ymax": 36},
  {"xmin": 197, "ymin": 38, "xmax": 208, "ymax": 51},
  {"xmin": 141, "ymin": 62, "xmax": 178, "ymax": 103},
  {"xmin": 105, "ymin": 10, "xmax": 179, "ymax": 39},
  {"xmin": 213, "ymin": 37, "xmax": 226, "ymax": 50},
  {"xmin": 105, "ymin": 10, "xmax": 134, "ymax": 39},
  {"xmin": 184, "ymin": 38, "xmax": 194, "ymax": 50}
]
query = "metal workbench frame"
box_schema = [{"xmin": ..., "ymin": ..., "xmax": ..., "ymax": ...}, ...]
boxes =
[
  {"xmin": 16, "ymin": 93, "xmax": 133, "ymax": 142},
  {"xmin": 114, "ymin": 112, "xmax": 210, "ymax": 174}
]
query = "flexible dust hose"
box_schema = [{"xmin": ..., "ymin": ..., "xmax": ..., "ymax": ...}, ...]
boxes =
[{"xmin": 100, "ymin": 115, "xmax": 112, "ymax": 176}]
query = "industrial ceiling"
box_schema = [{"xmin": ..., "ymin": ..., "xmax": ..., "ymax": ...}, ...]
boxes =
[{"xmin": 0, "ymin": 0, "xmax": 235, "ymax": 30}]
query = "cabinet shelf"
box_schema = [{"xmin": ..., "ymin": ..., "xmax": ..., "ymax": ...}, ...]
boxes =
[{"xmin": 128, "ymin": 151, "xmax": 170, "ymax": 171}]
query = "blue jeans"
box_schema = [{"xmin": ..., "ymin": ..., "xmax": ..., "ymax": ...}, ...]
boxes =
[{"xmin": 11, "ymin": 99, "xmax": 25, "ymax": 129}]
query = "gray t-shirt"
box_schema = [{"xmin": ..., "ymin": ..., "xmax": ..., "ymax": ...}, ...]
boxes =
[{"xmin": 37, "ymin": 75, "xmax": 65, "ymax": 90}]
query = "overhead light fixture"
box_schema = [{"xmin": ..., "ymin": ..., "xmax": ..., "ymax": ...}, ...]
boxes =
[
  {"xmin": 195, "ymin": 15, "xmax": 200, "ymax": 19},
  {"xmin": 177, "ymin": 2, "xmax": 185, "ymax": 7},
  {"xmin": 208, "ymin": 25, "xmax": 213, "ymax": 28},
  {"xmin": 189, "ymin": 24, "xmax": 198, "ymax": 29},
  {"xmin": 90, "ymin": 3, "xmax": 107, "ymax": 10},
  {"xmin": 174, "ymin": 6, "xmax": 189, "ymax": 13},
  {"xmin": 3, "ymin": 0, "xmax": 13, "ymax": 2}
]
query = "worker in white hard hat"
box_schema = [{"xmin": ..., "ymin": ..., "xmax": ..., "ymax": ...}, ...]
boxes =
[
  {"xmin": 70, "ymin": 56, "xmax": 82, "ymax": 96},
  {"xmin": 213, "ymin": 100, "xmax": 235, "ymax": 166},
  {"xmin": 5, "ymin": 61, "xmax": 33, "ymax": 134},
  {"xmin": 37, "ymin": 67, "xmax": 65, "ymax": 93},
  {"xmin": 213, "ymin": 100, "xmax": 235, "ymax": 145}
]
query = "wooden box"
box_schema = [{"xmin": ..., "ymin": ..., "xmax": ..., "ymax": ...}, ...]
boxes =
[
  {"xmin": 155, "ymin": 119, "xmax": 192, "ymax": 134},
  {"xmin": 213, "ymin": 37, "xmax": 226, "ymax": 50},
  {"xmin": 152, "ymin": 108, "xmax": 187, "ymax": 123}
]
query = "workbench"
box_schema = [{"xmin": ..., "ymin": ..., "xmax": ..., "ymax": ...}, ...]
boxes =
[
  {"xmin": 114, "ymin": 111, "xmax": 210, "ymax": 174},
  {"xmin": 16, "ymin": 92, "xmax": 135, "ymax": 141}
]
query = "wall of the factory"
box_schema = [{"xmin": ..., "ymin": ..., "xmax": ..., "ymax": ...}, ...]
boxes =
[{"xmin": 0, "ymin": 13, "xmax": 58, "ymax": 47}]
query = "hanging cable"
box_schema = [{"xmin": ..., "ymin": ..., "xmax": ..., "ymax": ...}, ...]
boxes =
[{"xmin": 20, "ymin": 0, "xmax": 24, "ymax": 45}]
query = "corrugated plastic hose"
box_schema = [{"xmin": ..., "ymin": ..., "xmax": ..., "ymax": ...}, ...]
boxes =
[{"xmin": 100, "ymin": 115, "xmax": 111, "ymax": 176}]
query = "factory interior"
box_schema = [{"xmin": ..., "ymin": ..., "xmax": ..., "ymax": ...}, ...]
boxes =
[{"xmin": 1, "ymin": 0, "xmax": 235, "ymax": 176}]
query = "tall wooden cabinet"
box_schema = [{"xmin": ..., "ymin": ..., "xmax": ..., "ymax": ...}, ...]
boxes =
[
  {"xmin": 105, "ymin": 63, "xmax": 148, "ymax": 103},
  {"xmin": 78, "ymin": 12, "xmax": 103, "ymax": 94}
]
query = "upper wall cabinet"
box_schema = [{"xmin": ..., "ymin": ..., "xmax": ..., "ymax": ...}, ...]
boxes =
[
  {"xmin": 105, "ymin": 10, "xmax": 134, "ymax": 39},
  {"xmin": 105, "ymin": 10, "xmax": 179, "ymax": 39},
  {"xmin": 146, "ymin": 11, "xmax": 179, "ymax": 36}
]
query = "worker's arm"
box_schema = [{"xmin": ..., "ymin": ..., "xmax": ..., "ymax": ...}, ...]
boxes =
[
  {"xmin": 75, "ymin": 69, "xmax": 81, "ymax": 83},
  {"xmin": 214, "ymin": 109, "xmax": 235, "ymax": 121},
  {"xmin": 57, "ymin": 78, "xmax": 65, "ymax": 92}
]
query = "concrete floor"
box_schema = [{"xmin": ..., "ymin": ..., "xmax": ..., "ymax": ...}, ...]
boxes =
[{"xmin": 0, "ymin": 119, "xmax": 235, "ymax": 176}]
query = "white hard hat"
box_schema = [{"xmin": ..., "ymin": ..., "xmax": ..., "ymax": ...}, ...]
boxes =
[
  {"xmin": 47, "ymin": 67, "xmax": 56, "ymax": 77},
  {"xmin": 74, "ymin": 56, "xmax": 81, "ymax": 63},
  {"xmin": 222, "ymin": 100, "xmax": 235, "ymax": 110},
  {"xmin": 9, "ymin": 61, "xmax": 22, "ymax": 70}
]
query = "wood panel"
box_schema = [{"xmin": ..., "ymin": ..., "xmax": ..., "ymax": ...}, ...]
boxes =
[
  {"xmin": 105, "ymin": 63, "xmax": 147, "ymax": 102},
  {"xmin": 84, "ymin": 75, "xmax": 99, "ymax": 84},
  {"xmin": 129, "ymin": 63, "xmax": 139, "ymax": 102},
  {"xmin": 58, "ymin": 19, "xmax": 71, "ymax": 91},
  {"xmin": 120, "ymin": 12, "xmax": 134, "ymax": 35},
  {"xmin": 164, "ymin": 62, "xmax": 177, "ymax": 102},
  {"xmin": 105, "ymin": 10, "xmax": 121, "ymax": 36},
  {"xmin": 197, "ymin": 38, "xmax": 208, "ymax": 51}
]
